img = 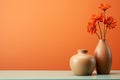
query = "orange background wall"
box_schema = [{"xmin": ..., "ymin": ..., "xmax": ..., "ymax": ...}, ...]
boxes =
[{"xmin": 0, "ymin": 0, "xmax": 120, "ymax": 70}]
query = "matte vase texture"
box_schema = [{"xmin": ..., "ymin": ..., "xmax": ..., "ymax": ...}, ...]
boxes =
[
  {"xmin": 95, "ymin": 39, "xmax": 112, "ymax": 74},
  {"xmin": 70, "ymin": 49, "xmax": 96, "ymax": 76}
]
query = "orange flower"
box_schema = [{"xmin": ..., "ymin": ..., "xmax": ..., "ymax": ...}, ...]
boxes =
[
  {"xmin": 87, "ymin": 3, "xmax": 116, "ymax": 40},
  {"xmin": 99, "ymin": 3, "xmax": 111, "ymax": 11},
  {"xmin": 91, "ymin": 12, "xmax": 104, "ymax": 22},
  {"xmin": 104, "ymin": 16, "xmax": 116, "ymax": 29},
  {"xmin": 87, "ymin": 20, "xmax": 97, "ymax": 34}
]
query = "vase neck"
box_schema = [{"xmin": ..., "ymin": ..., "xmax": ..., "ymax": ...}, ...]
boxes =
[
  {"xmin": 99, "ymin": 39, "xmax": 108, "ymax": 43},
  {"xmin": 77, "ymin": 49, "xmax": 88, "ymax": 54}
]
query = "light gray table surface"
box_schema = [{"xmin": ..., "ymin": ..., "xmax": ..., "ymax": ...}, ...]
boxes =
[{"xmin": 0, "ymin": 70, "xmax": 119, "ymax": 80}]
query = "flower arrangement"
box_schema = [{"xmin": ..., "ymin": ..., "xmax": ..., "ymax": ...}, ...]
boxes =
[{"xmin": 87, "ymin": 3, "xmax": 117, "ymax": 40}]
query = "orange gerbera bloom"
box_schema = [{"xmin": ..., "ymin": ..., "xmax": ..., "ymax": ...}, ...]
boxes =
[
  {"xmin": 87, "ymin": 20, "xmax": 97, "ymax": 34},
  {"xmin": 91, "ymin": 12, "xmax": 104, "ymax": 22},
  {"xmin": 99, "ymin": 3, "xmax": 111, "ymax": 11},
  {"xmin": 87, "ymin": 3, "xmax": 116, "ymax": 40},
  {"xmin": 104, "ymin": 16, "xmax": 117, "ymax": 29}
]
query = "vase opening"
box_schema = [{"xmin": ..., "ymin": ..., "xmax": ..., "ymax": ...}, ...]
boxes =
[
  {"xmin": 77, "ymin": 49, "xmax": 88, "ymax": 54},
  {"xmin": 99, "ymin": 39, "xmax": 106, "ymax": 41}
]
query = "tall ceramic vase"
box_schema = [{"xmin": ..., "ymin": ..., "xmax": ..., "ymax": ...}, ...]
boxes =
[{"xmin": 95, "ymin": 39, "xmax": 112, "ymax": 74}]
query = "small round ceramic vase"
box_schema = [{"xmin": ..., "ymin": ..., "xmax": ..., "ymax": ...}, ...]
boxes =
[{"xmin": 70, "ymin": 49, "xmax": 96, "ymax": 76}]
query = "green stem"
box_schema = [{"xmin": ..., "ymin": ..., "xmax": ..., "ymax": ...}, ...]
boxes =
[
  {"xmin": 104, "ymin": 27, "xmax": 107, "ymax": 39},
  {"xmin": 103, "ymin": 11, "xmax": 106, "ymax": 40},
  {"xmin": 96, "ymin": 32, "xmax": 100, "ymax": 39},
  {"xmin": 98, "ymin": 22, "xmax": 102, "ymax": 39},
  {"xmin": 104, "ymin": 21, "xmax": 113, "ymax": 39}
]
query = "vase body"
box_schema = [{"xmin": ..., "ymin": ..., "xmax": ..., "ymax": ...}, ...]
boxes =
[
  {"xmin": 95, "ymin": 39, "xmax": 112, "ymax": 74},
  {"xmin": 70, "ymin": 49, "xmax": 96, "ymax": 76}
]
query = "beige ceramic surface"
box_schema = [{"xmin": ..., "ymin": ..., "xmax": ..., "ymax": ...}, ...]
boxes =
[
  {"xmin": 95, "ymin": 40, "xmax": 112, "ymax": 74},
  {"xmin": 0, "ymin": 70, "xmax": 119, "ymax": 79},
  {"xmin": 70, "ymin": 49, "xmax": 96, "ymax": 76}
]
